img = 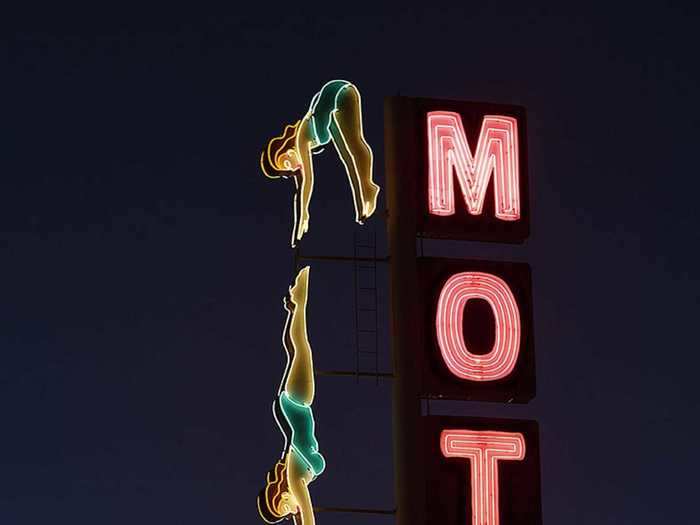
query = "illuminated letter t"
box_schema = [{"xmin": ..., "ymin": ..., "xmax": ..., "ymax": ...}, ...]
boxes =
[{"xmin": 440, "ymin": 429, "xmax": 526, "ymax": 525}]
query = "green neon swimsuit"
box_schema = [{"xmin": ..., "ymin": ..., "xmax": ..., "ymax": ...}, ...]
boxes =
[
  {"xmin": 278, "ymin": 391, "xmax": 326, "ymax": 477},
  {"xmin": 307, "ymin": 79, "xmax": 352, "ymax": 147}
]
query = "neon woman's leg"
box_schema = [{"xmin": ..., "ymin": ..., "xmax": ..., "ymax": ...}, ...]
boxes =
[
  {"xmin": 284, "ymin": 267, "xmax": 314, "ymax": 405},
  {"xmin": 329, "ymin": 85, "xmax": 379, "ymax": 221}
]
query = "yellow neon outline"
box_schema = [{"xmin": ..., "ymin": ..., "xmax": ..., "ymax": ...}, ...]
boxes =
[
  {"xmin": 260, "ymin": 80, "xmax": 381, "ymax": 246},
  {"xmin": 292, "ymin": 132, "xmax": 314, "ymax": 245},
  {"xmin": 260, "ymin": 121, "xmax": 301, "ymax": 179},
  {"xmin": 258, "ymin": 267, "xmax": 321, "ymax": 525},
  {"xmin": 329, "ymin": 91, "xmax": 379, "ymax": 222}
]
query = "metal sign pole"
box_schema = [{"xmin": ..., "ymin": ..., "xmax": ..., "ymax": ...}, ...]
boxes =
[{"xmin": 385, "ymin": 97, "xmax": 425, "ymax": 525}]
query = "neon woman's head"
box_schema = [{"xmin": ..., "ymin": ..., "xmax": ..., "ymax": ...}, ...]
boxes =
[
  {"xmin": 261, "ymin": 122, "xmax": 302, "ymax": 179},
  {"xmin": 257, "ymin": 458, "xmax": 297, "ymax": 523}
]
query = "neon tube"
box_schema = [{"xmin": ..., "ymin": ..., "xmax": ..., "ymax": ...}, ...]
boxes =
[
  {"xmin": 435, "ymin": 272, "xmax": 521, "ymax": 381},
  {"xmin": 427, "ymin": 112, "xmax": 520, "ymax": 220},
  {"xmin": 441, "ymin": 429, "xmax": 525, "ymax": 525}
]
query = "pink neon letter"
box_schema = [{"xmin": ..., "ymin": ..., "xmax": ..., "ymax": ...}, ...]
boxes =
[
  {"xmin": 427, "ymin": 112, "xmax": 520, "ymax": 220},
  {"xmin": 441, "ymin": 429, "xmax": 525, "ymax": 525},
  {"xmin": 435, "ymin": 272, "xmax": 520, "ymax": 381}
]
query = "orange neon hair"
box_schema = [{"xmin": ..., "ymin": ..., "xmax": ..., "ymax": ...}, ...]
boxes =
[
  {"xmin": 261, "ymin": 121, "xmax": 301, "ymax": 179},
  {"xmin": 257, "ymin": 459, "xmax": 295, "ymax": 523}
]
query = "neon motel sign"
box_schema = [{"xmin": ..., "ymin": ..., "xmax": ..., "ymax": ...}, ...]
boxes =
[
  {"xmin": 259, "ymin": 91, "xmax": 542, "ymax": 525},
  {"xmin": 428, "ymin": 107, "xmax": 538, "ymax": 525},
  {"xmin": 385, "ymin": 96, "xmax": 541, "ymax": 525}
]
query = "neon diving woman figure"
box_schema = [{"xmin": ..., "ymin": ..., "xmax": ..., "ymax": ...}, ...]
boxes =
[
  {"xmin": 258, "ymin": 267, "xmax": 324, "ymax": 525},
  {"xmin": 261, "ymin": 80, "xmax": 380, "ymax": 246}
]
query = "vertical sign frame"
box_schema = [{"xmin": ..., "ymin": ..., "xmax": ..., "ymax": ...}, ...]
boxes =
[{"xmin": 386, "ymin": 96, "xmax": 425, "ymax": 525}]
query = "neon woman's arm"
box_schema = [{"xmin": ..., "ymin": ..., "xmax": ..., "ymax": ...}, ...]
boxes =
[
  {"xmin": 288, "ymin": 450, "xmax": 316, "ymax": 525},
  {"xmin": 293, "ymin": 119, "xmax": 315, "ymax": 245}
]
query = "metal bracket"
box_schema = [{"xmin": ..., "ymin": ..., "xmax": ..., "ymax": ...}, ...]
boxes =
[
  {"xmin": 315, "ymin": 506, "xmax": 396, "ymax": 515},
  {"xmin": 315, "ymin": 369, "xmax": 394, "ymax": 379}
]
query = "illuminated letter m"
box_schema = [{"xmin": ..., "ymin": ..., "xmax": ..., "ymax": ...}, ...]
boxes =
[{"xmin": 427, "ymin": 112, "xmax": 520, "ymax": 220}]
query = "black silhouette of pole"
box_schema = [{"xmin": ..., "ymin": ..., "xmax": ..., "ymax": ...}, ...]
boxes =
[{"xmin": 385, "ymin": 96, "xmax": 425, "ymax": 525}]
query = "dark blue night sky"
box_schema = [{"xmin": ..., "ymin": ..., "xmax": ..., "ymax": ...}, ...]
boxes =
[{"xmin": 2, "ymin": 3, "xmax": 699, "ymax": 524}]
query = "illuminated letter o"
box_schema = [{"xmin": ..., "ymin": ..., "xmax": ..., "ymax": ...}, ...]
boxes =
[{"xmin": 435, "ymin": 272, "xmax": 521, "ymax": 381}]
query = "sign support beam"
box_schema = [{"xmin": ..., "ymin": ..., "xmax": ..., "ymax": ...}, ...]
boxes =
[{"xmin": 385, "ymin": 97, "xmax": 425, "ymax": 525}]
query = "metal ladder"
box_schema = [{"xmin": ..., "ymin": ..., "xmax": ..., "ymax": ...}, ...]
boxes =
[{"xmin": 353, "ymin": 229, "xmax": 380, "ymax": 383}]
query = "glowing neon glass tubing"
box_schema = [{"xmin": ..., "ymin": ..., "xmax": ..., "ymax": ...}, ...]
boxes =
[
  {"xmin": 427, "ymin": 112, "xmax": 520, "ymax": 220},
  {"xmin": 435, "ymin": 272, "xmax": 521, "ymax": 381},
  {"xmin": 441, "ymin": 429, "xmax": 525, "ymax": 525}
]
